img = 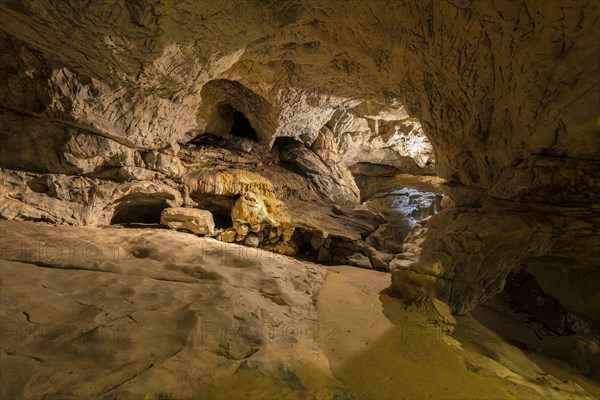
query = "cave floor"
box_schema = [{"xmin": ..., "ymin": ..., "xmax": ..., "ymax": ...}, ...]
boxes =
[{"xmin": 0, "ymin": 221, "xmax": 598, "ymax": 400}]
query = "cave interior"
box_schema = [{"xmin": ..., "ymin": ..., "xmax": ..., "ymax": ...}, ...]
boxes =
[{"xmin": 0, "ymin": 1, "xmax": 598, "ymax": 399}]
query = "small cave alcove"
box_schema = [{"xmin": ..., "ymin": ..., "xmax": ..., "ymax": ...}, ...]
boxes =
[
  {"xmin": 211, "ymin": 209, "xmax": 233, "ymax": 230},
  {"xmin": 26, "ymin": 177, "xmax": 52, "ymax": 194},
  {"xmin": 273, "ymin": 136, "xmax": 303, "ymax": 149},
  {"xmin": 218, "ymin": 103, "xmax": 258, "ymax": 141},
  {"xmin": 110, "ymin": 198, "xmax": 169, "ymax": 226},
  {"xmin": 191, "ymin": 193, "xmax": 235, "ymax": 230},
  {"xmin": 472, "ymin": 267, "xmax": 592, "ymax": 351},
  {"xmin": 290, "ymin": 228, "xmax": 315, "ymax": 259},
  {"xmin": 469, "ymin": 267, "xmax": 600, "ymax": 380}
]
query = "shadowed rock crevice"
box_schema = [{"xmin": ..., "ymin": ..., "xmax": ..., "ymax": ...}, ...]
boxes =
[
  {"xmin": 109, "ymin": 195, "xmax": 170, "ymax": 225},
  {"xmin": 111, "ymin": 203, "xmax": 167, "ymax": 225},
  {"xmin": 199, "ymin": 79, "xmax": 274, "ymax": 145},
  {"xmin": 227, "ymin": 106, "xmax": 258, "ymax": 141},
  {"xmin": 472, "ymin": 268, "xmax": 600, "ymax": 381}
]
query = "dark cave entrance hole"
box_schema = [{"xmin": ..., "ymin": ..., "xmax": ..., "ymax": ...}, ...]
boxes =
[
  {"xmin": 212, "ymin": 211, "xmax": 233, "ymax": 230},
  {"xmin": 291, "ymin": 227, "xmax": 314, "ymax": 259},
  {"xmin": 26, "ymin": 177, "xmax": 52, "ymax": 194},
  {"xmin": 191, "ymin": 193, "xmax": 235, "ymax": 230},
  {"xmin": 472, "ymin": 268, "xmax": 591, "ymax": 352},
  {"xmin": 110, "ymin": 200, "xmax": 169, "ymax": 225},
  {"xmin": 218, "ymin": 103, "xmax": 258, "ymax": 141},
  {"xmin": 273, "ymin": 137, "xmax": 302, "ymax": 148}
]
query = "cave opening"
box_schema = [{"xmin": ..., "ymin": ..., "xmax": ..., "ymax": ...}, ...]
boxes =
[
  {"xmin": 191, "ymin": 193, "xmax": 235, "ymax": 230},
  {"xmin": 471, "ymin": 267, "xmax": 597, "ymax": 378},
  {"xmin": 212, "ymin": 211, "xmax": 233, "ymax": 230},
  {"xmin": 291, "ymin": 228, "xmax": 315, "ymax": 259},
  {"xmin": 218, "ymin": 103, "xmax": 258, "ymax": 141},
  {"xmin": 273, "ymin": 136, "xmax": 302, "ymax": 148},
  {"xmin": 472, "ymin": 267, "xmax": 600, "ymax": 381},
  {"xmin": 110, "ymin": 201, "xmax": 168, "ymax": 225}
]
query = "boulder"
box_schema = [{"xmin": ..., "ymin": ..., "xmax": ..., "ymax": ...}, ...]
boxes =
[
  {"xmin": 369, "ymin": 253, "xmax": 390, "ymax": 271},
  {"xmin": 160, "ymin": 207, "xmax": 215, "ymax": 235},
  {"xmin": 218, "ymin": 229, "xmax": 237, "ymax": 243},
  {"xmin": 275, "ymin": 241, "xmax": 298, "ymax": 256},
  {"xmin": 347, "ymin": 253, "xmax": 373, "ymax": 269},
  {"xmin": 244, "ymin": 233, "xmax": 260, "ymax": 247},
  {"xmin": 310, "ymin": 231, "xmax": 329, "ymax": 249},
  {"xmin": 235, "ymin": 223, "xmax": 249, "ymax": 237}
]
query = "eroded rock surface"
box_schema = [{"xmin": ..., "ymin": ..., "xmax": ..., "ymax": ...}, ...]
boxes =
[
  {"xmin": 0, "ymin": 0, "xmax": 598, "ymax": 351},
  {"xmin": 0, "ymin": 221, "xmax": 335, "ymax": 399},
  {"xmin": 391, "ymin": 206, "xmax": 600, "ymax": 321},
  {"xmin": 1, "ymin": 221, "xmax": 598, "ymax": 400}
]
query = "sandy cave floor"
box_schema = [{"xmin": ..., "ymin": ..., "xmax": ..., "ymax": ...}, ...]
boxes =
[{"xmin": 0, "ymin": 221, "xmax": 598, "ymax": 400}]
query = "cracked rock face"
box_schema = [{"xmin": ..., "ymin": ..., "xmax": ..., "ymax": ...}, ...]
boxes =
[{"xmin": 0, "ymin": 0, "xmax": 599, "ymax": 330}]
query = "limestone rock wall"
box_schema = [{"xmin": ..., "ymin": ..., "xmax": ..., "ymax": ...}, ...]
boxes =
[
  {"xmin": 1, "ymin": 1, "xmax": 598, "ymax": 319},
  {"xmin": 391, "ymin": 208, "xmax": 600, "ymax": 317},
  {"xmin": 327, "ymin": 105, "xmax": 435, "ymax": 174},
  {"xmin": 2, "ymin": 1, "xmax": 597, "ymax": 178}
]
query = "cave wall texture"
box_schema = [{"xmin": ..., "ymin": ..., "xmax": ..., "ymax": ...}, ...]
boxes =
[{"xmin": 0, "ymin": 0, "xmax": 599, "ymax": 320}]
